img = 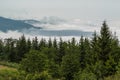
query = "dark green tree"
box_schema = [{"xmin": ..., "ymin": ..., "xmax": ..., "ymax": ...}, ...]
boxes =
[
  {"xmin": 53, "ymin": 38, "xmax": 58, "ymax": 49},
  {"xmin": 98, "ymin": 21, "xmax": 112, "ymax": 62},
  {"xmin": 32, "ymin": 37, "xmax": 39, "ymax": 50},
  {"xmin": 26, "ymin": 38, "xmax": 31, "ymax": 52},
  {"xmin": 3, "ymin": 38, "xmax": 12, "ymax": 61},
  {"xmin": 0, "ymin": 39, "xmax": 3, "ymax": 60},
  {"xmin": 48, "ymin": 38, "xmax": 52, "ymax": 48},
  {"xmin": 91, "ymin": 31, "xmax": 99, "ymax": 64},
  {"xmin": 8, "ymin": 39, "xmax": 17, "ymax": 62},
  {"xmin": 79, "ymin": 36, "xmax": 86, "ymax": 70},
  {"xmin": 61, "ymin": 54, "xmax": 80, "ymax": 80},
  {"xmin": 39, "ymin": 38, "xmax": 47, "ymax": 51},
  {"xmin": 20, "ymin": 50, "xmax": 47, "ymax": 73},
  {"xmin": 16, "ymin": 35, "xmax": 27, "ymax": 62},
  {"xmin": 56, "ymin": 38, "xmax": 67, "ymax": 65}
]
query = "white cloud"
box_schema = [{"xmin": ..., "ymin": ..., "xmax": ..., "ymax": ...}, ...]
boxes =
[{"xmin": 0, "ymin": 18, "xmax": 120, "ymax": 41}]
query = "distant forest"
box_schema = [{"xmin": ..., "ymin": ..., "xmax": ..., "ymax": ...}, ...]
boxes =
[{"xmin": 0, "ymin": 21, "xmax": 120, "ymax": 80}]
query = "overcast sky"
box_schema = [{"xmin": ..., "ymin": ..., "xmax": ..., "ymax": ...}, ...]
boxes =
[{"xmin": 0, "ymin": 0, "xmax": 120, "ymax": 20}]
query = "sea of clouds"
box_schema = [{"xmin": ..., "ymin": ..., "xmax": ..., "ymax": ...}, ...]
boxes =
[{"xmin": 0, "ymin": 17, "xmax": 120, "ymax": 41}]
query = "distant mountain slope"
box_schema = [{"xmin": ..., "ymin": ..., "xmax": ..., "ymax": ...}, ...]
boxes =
[
  {"xmin": 20, "ymin": 19, "xmax": 40, "ymax": 25},
  {"xmin": 0, "ymin": 17, "xmax": 36, "ymax": 32}
]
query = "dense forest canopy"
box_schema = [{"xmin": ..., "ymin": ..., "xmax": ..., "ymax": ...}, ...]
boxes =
[{"xmin": 0, "ymin": 21, "xmax": 120, "ymax": 80}]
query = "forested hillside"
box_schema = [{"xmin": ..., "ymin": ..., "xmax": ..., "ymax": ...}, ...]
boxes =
[{"xmin": 0, "ymin": 21, "xmax": 120, "ymax": 80}]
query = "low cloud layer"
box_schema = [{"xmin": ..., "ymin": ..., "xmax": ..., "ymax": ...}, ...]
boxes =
[{"xmin": 0, "ymin": 17, "xmax": 120, "ymax": 41}]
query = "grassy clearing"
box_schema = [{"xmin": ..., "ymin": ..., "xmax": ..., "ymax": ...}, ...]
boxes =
[{"xmin": 0, "ymin": 62, "xmax": 20, "ymax": 80}]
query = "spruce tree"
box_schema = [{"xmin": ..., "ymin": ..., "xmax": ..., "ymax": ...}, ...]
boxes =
[
  {"xmin": 96, "ymin": 21, "xmax": 117, "ymax": 77},
  {"xmin": 79, "ymin": 36, "xmax": 86, "ymax": 69},
  {"xmin": 32, "ymin": 37, "xmax": 38, "ymax": 50},
  {"xmin": 39, "ymin": 38, "xmax": 46, "ymax": 51},
  {"xmin": 91, "ymin": 31, "xmax": 99, "ymax": 64},
  {"xmin": 9, "ymin": 39, "xmax": 16, "ymax": 62},
  {"xmin": 61, "ymin": 54, "xmax": 80, "ymax": 80},
  {"xmin": 48, "ymin": 38, "xmax": 52, "ymax": 48},
  {"xmin": 53, "ymin": 38, "xmax": 58, "ymax": 49},
  {"xmin": 16, "ymin": 35, "xmax": 27, "ymax": 62},
  {"xmin": 0, "ymin": 39, "xmax": 3, "ymax": 60},
  {"xmin": 57, "ymin": 38, "xmax": 67, "ymax": 65},
  {"xmin": 26, "ymin": 38, "xmax": 31, "ymax": 52},
  {"xmin": 98, "ymin": 21, "xmax": 112, "ymax": 62}
]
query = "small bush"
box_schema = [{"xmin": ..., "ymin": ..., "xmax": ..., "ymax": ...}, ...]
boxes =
[
  {"xmin": 74, "ymin": 70, "xmax": 97, "ymax": 80},
  {"xmin": 25, "ymin": 71, "xmax": 52, "ymax": 80}
]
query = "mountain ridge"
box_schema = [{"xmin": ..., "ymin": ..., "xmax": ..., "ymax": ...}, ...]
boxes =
[{"xmin": 0, "ymin": 17, "xmax": 41, "ymax": 32}]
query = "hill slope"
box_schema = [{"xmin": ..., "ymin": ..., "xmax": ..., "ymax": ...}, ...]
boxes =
[{"xmin": 0, "ymin": 17, "xmax": 35, "ymax": 32}]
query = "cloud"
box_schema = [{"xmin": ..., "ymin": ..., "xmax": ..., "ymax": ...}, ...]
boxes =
[
  {"xmin": 0, "ymin": 17, "xmax": 120, "ymax": 41},
  {"xmin": 30, "ymin": 18, "xmax": 120, "ymax": 40},
  {"xmin": 0, "ymin": 30, "xmax": 83, "ymax": 41}
]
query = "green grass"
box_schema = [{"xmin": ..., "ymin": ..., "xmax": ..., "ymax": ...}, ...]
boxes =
[{"xmin": 0, "ymin": 65, "xmax": 19, "ymax": 80}]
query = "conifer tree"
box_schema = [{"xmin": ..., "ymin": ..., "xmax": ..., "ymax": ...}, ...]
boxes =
[
  {"xmin": 48, "ymin": 38, "xmax": 52, "ymax": 48},
  {"xmin": 4, "ymin": 38, "xmax": 12, "ymax": 61},
  {"xmin": 98, "ymin": 21, "xmax": 112, "ymax": 62},
  {"xmin": 57, "ymin": 38, "xmax": 67, "ymax": 65},
  {"xmin": 53, "ymin": 38, "xmax": 58, "ymax": 49},
  {"xmin": 26, "ymin": 38, "xmax": 31, "ymax": 52},
  {"xmin": 32, "ymin": 37, "xmax": 38, "ymax": 50},
  {"xmin": 96, "ymin": 21, "xmax": 116, "ymax": 77},
  {"xmin": 9, "ymin": 39, "xmax": 16, "ymax": 62},
  {"xmin": 39, "ymin": 38, "xmax": 46, "ymax": 51},
  {"xmin": 91, "ymin": 31, "xmax": 99, "ymax": 64},
  {"xmin": 0, "ymin": 39, "xmax": 3, "ymax": 60},
  {"xmin": 61, "ymin": 54, "xmax": 80, "ymax": 80},
  {"xmin": 16, "ymin": 35, "xmax": 27, "ymax": 62},
  {"xmin": 79, "ymin": 36, "xmax": 86, "ymax": 69}
]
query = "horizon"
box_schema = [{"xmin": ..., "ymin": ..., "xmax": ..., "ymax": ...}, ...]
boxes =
[
  {"xmin": 0, "ymin": 0, "xmax": 120, "ymax": 40},
  {"xmin": 0, "ymin": 0, "xmax": 120, "ymax": 20}
]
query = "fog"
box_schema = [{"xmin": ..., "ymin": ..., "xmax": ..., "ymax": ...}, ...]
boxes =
[{"xmin": 0, "ymin": 17, "xmax": 120, "ymax": 41}]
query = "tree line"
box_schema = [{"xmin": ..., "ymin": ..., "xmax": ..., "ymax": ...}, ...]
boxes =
[{"xmin": 0, "ymin": 21, "xmax": 120, "ymax": 80}]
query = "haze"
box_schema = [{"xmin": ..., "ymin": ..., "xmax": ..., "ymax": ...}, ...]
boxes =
[{"xmin": 0, "ymin": 0, "xmax": 120, "ymax": 20}]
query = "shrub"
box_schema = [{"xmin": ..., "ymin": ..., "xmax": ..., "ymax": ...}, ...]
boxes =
[
  {"xmin": 25, "ymin": 71, "xmax": 52, "ymax": 80},
  {"xmin": 74, "ymin": 70, "xmax": 97, "ymax": 80}
]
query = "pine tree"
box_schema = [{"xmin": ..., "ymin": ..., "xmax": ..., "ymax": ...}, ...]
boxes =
[
  {"xmin": 39, "ymin": 38, "xmax": 46, "ymax": 51},
  {"xmin": 16, "ymin": 35, "xmax": 27, "ymax": 62},
  {"xmin": 79, "ymin": 36, "xmax": 86, "ymax": 69},
  {"xmin": 53, "ymin": 38, "xmax": 58, "ymax": 49},
  {"xmin": 9, "ymin": 39, "xmax": 17, "ymax": 62},
  {"xmin": 84, "ymin": 38, "xmax": 91, "ymax": 65},
  {"xmin": 26, "ymin": 38, "xmax": 31, "ymax": 52},
  {"xmin": 61, "ymin": 54, "xmax": 80, "ymax": 80},
  {"xmin": 48, "ymin": 38, "xmax": 52, "ymax": 48},
  {"xmin": 56, "ymin": 38, "xmax": 67, "ymax": 65},
  {"xmin": 0, "ymin": 39, "xmax": 3, "ymax": 60},
  {"xmin": 4, "ymin": 38, "xmax": 12, "ymax": 61},
  {"xmin": 32, "ymin": 37, "xmax": 38, "ymax": 50},
  {"xmin": 96, "ymin": 21, "xmax": 117, "ymax": 77},
  {"xmin": 91, "ymin": 31, "xmax": 99, "ymax": 64},
  {"xmin": 98, "ymin": 21, "xmax": 112, "ymax": 62}
]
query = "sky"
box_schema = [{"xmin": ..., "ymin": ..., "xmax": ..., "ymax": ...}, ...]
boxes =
[
  {"xmin": 0, "ymin": 0, "xmax": 120, "ymax": 40},
  {"xmin": 0, "ymin": 0, "xmax": 120, "ymax": 20}
]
